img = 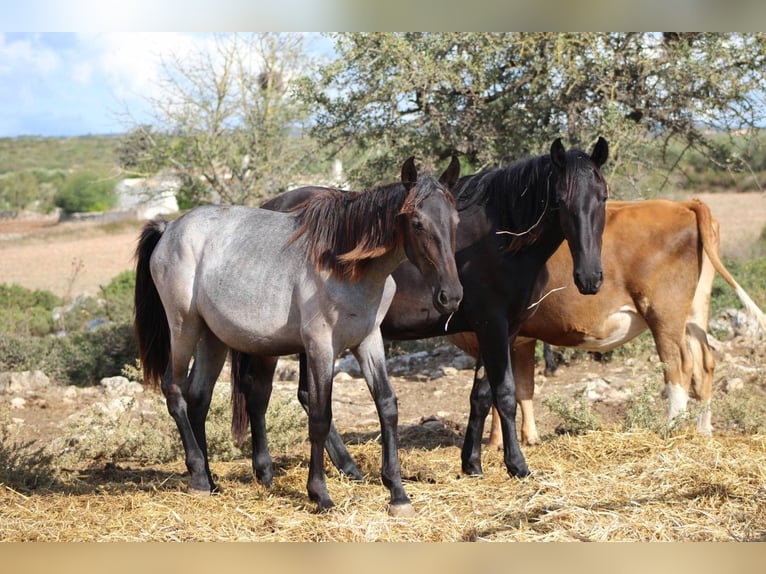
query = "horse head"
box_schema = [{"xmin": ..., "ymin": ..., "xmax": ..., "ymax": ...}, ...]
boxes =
[
  {"xmin": 550, "ymin": 136, "xmax": 609, "ymax": 295},
  {"xmin": 399, "ymin": 155, "xmax": 463, "ymax": 315}
]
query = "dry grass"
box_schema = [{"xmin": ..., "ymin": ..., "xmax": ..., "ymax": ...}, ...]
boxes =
[{"xmin": 1, "ymin": 427, "xmax": 763, "ymax": 542}]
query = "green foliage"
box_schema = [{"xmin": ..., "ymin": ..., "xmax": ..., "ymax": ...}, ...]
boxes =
[
  {"xmin": 542, "ymin": 390, "xmax": 602, "ymax": 436},
  {"xmin": 0, "ymin": 171, "xmax": 41, "ymax": 212},
  {"xmin": 302, "ymin": 33, "xmax": 766, "ymax": 192},
  {"xmin": 0, "ymin": 324, "xmax": 137, "ymax": 386},
  {"xmin": 99, "ymin": 270, "xmax": 136, "ymax": 325},
  {"xmin": 54, "ymin": 171, "xmax": 117, "ymax": 214},
  {"xmin": 714, "ymin": 388, "xmax": 766, "ymax": 434},
  {"xmin": 0, "ymin": 136, "xmax": 119, "ymax": 173},
  {"xmin": 623, "ymin": 382, "xmax": 665, "ymax": 433},
  {"xmin": 122, "ymin": 33, "xmax": 321, "ymax": 207},
  {"xmin": 60, "ymin": 395, "xmax": 180, "ymax": 466},
  {"xmin": 0, "ymin": 284, "xmax": 62, "ymax": 336}
]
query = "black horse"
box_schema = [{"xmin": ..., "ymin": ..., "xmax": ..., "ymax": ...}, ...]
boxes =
[{"xmin": 232, "ymin": 137, "xmax": 609, "ymax": 483}]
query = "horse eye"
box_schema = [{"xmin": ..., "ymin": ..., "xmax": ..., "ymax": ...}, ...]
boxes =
[{"xmin": 412, "ymin": 220, "xmax": 425, "ymax": 231}]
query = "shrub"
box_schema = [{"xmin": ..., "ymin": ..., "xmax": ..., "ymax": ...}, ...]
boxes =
[
  {"xmin": 714, "ymin": 388, "xmax": 766, "ymax": 434},
  {"xmin": 0, "ymin": 284, "xmax": 62, "ymax": 336},
  {"xmin": 542, "ymin": 390, "xmax": 602, "ymax": 437},
  {"xmin": 99, "ymin": 270, "xmax": 136, "ymax": 325},
  {"xmin": 54, "ymin": 171, "xmax": 117, "ymax": 214},
  {"xmin": 59, "ymin": 386, "xmax": 305, "ymax": 466},
  {"xmin": 623, "ymin": 381, "xmax": 665, "ymax": 433},
  {"xmin": 0, "ymin": 324, "xmax": 137, "ymax": 386},
  {"xmin": 0, "ymin": 408, "xmax": 59, "ymax": 491}
]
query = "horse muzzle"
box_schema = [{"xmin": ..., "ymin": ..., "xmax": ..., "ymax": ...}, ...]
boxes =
[
  {"xmin": 574, "ymin": 269, "xmax": 603, "ymax": 295},
  {"xmin": 434, "ymin": 286, "xmax": 463, "ymax": 315}
]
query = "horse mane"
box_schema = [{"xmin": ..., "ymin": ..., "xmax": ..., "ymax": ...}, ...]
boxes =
[
  {"xmin": 290, "ymin": 177, "xmax": 451, "ymax": 281},
  {"xmin": 456, "ymin": 151, "xmax": 591, "ymax": 253}
]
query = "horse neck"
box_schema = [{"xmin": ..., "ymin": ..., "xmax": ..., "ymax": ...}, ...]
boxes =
[{"xmin": 356, "ymin": 242, "xmax": 408, "ymax": 286}]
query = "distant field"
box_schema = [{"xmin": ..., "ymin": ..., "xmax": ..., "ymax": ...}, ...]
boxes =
[{"xmin": 0, "ymin": 135, "xmax": 121, "ymax": 173}]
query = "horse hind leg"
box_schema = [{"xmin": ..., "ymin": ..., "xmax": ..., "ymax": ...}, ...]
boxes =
[
  {"xmin": 236, "ymin": 353, "xmax": 278, "ymax": 487},
  {"xmin": 686, "ymin": 322, "xmax": 715, "ymax": 436},
  {"xmin": 649, "ymin": 319, "xmax": 694, "ymax": 430},
  {"xmin": 162, "ymin": 319, "xmax": 225, "ymax": 494},
  {"xmin": 186, "ymin": 329, "xmax": 229, "ymax": 492}
]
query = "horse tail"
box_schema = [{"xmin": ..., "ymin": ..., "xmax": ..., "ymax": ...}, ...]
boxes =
[
  {"xmin": 690, "ymin": 199, "xmax": 766, "ymax": 333},
  {"xmin": 230, "ymin": 349, "xmax": 250, "ymax": 448},
  {"xmin": 134, "ymin": 219, "xmax": 170, "ymax": 387}
]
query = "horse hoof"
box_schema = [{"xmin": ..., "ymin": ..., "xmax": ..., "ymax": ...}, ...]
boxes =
[
  {"xmin": 487, "ymin": 441, "xmax": 503, "ymax": 451},
  {"xmin": 509, "ymin": 467, "xmax": 532, "ymax": 479},
  {"xmin": 462, "ymin": 465, "xmax": 484, "ymax": 477},
  {"xmin": 313, "ymin": 500, "xmax": 335, "ymax": 514},
  {"xmin": 187, "ymin": 487, "xmax": 212, "ymax": 497},
  {"xmin": 388, "ymin": 503, "xmax": 415, "ymax": 518}
]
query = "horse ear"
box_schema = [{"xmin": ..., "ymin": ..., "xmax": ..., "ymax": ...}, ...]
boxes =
[
  {"xmin": 590, "ymin": 136, "xmax": 609, "ymax": 168},
  {"xmin": 550, "ymin": 138, "xmax": 566, "ymax": 170},
  {"xmin": 401, "ymin": 156, "xmax": 417, "ymax": 191},
  {"xmin": 439, "ymin": 154, "xmax": 461, "ymax": 190}
]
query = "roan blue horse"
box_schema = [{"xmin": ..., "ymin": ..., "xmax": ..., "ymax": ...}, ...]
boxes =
[
  {"xmin": 231, "ymin": 137, "xmax": 609, "ymax": 483},
  {"xmin": 133, "ymin": 157, "xmax": 462, "ymax": 515}
]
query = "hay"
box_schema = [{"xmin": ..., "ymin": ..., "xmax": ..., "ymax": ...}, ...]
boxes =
[{"xmin": 1, "ymin": 425, "xmax": 764, "ymax": 541}]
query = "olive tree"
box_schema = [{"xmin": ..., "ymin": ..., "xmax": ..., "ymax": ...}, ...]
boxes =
[
  {"xmin": 299, "ymin": 33, "xmax": 766, "ymax": 196},
  {"xmin": 120, "ymin": 33, "xmax": 318, "ymax": 206}
]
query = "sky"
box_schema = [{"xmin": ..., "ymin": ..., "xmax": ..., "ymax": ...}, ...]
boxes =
[{"xmin": 0, "ymin": 32, "xmax": 333, "ymax": 138}]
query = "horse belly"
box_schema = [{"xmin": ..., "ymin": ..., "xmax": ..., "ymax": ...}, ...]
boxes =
[{"xmin": 577, "ymin": 306, "xmax": 648, "ymax": 352}]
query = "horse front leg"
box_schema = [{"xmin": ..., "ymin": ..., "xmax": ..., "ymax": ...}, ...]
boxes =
[
  {"xmin": 296, "ymin": 353, "xmax": 364, "ymax": 480},
  {"xmin": 462, "ymin": 357, "xmax": 493, "ymax": 476},
  {"xmin": 464, "ymin": 323, "xmax": 530, "ymax": 478},
  {"xmin": 304, "ymin": 342, "xmax": 336, "ymax": 511},
  {"xmin": 352, "ymin": 330, "xmax": 413, "ymax": 517}
]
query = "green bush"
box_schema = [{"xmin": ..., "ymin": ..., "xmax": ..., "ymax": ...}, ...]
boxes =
[
  {"xmin": 0, "ymin": 324, "xmax": 137, "ymax": 386},
  {"xmin": 99, "ymin": 270, "xmax": 136, "ymax": 325},
  {"xmin": 0, "ymin": 284, "xmax": 62, "ymax": 336},
  {"xmin": 542, "ymin": 390, "xmax": 602, "ymax": 437},
  {"xmin": 623, "ymin": 382, "xmax": 665, "ymax": 433},
  {"xmin": 54, "ymin": 171, "xmax": 117, "ymax": 214}
]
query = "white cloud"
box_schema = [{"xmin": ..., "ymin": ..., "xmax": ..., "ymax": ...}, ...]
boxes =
[
  {"xmin": 75, "ymin": 33, "xmax": 204, "ymax": 102},
  {"xmin": 0, "ymin": 34, "xmax": 60, "ymax": 76}
]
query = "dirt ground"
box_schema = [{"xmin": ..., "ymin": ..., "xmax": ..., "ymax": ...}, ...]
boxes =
[{"xmin": 1, "ymin": 191, "xmax": 765, "ymax": 444}]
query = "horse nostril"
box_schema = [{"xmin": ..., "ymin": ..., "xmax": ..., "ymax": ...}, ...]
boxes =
[{"xmin": 438, "ymin": 290, "xmax": 449, "ymax": 306}]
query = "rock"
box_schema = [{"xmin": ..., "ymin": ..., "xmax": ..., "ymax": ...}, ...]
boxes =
[
  {"xmin": 62, "ymin": 386, "xmax": 78, "ymax": 404},
  {"xmin": 100, "ymin": 376, "xmax": 144, "ymax": 395},
  {"xmin": 10, "ymin": 397, "xmax": 26, "ymax": 409},
  {"xmin": 723, "ymin": 377, "xmax": 745, "ymax": 393},
  {"xmin": 0, "ymin": 370, "xmax": 51, "ymax": 394},
  {"xmin": 336, "ymin": 355, "xmax": 362, "ymax": 377},
  {"xmin": 441, "ymin": 366, "xmax": 458, "ymax": 377},
  {"xmin": 450, "ymin": 354, "xmax": 476, "ymax": 370},
  {"xmin": 584, "ymin": 378, "xmax": 610, "ymax": 400},
  {"xmin": 334, "ymin": 371, "xmax": 353, "ymax": 382}
]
